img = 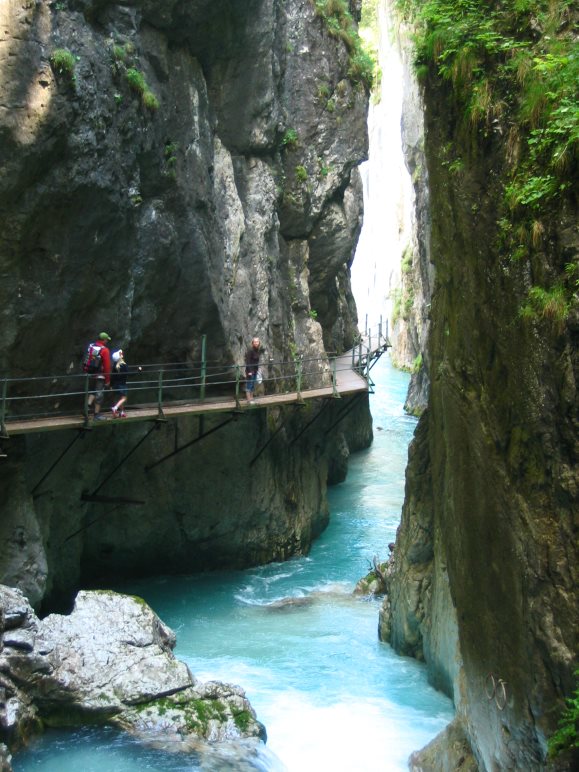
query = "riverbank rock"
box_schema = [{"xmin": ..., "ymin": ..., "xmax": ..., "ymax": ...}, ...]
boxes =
[
  {"xmin": 409, "ymin": 718, "xmax": 478, "ymax": 771},
  {"xmin": 353, "ymin": 555, "xmax": 389, "ymax": 596},
  {"xmin": 0, "ymin": 585, "xmax": 265, "ymax": 759},
  {"xmin": 0, "ymin": 745, "xmax": 11, "ymax": 772}
]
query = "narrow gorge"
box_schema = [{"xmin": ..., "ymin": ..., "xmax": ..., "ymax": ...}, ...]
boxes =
[{"xmin": 1, "ymin": 1, "xmax": 577, "ymax": 771}]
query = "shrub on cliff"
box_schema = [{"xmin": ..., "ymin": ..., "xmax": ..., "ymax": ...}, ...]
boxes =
[
  {"xmin": 548, "ymin": 669, "xmax": 579, "ymax": 760},
  {"xmin": 312, "ymin": 0, "xmax": 376, "ymax": 90},
  {"xmin": 125, "ymin": 67, "xmax": 159, "ymax": 110},
  {"xmin": 50, "ymin": 48, "xmax": 76, "ymax": 77}
]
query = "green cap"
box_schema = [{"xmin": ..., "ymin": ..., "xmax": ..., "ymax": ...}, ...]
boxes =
[{"xmin": 99, "ymin": 332, "xmax": 111, "ymax": 341}]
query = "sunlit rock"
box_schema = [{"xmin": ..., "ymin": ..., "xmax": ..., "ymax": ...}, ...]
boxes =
[{"xmin": 0, "ymin": 586, "xmax": 265, "ymax": 754}]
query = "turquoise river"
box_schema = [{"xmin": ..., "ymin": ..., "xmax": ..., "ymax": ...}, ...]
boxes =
[{"xmin": 15, "ymin": 356, "xmax": 454, "ymax": 771}]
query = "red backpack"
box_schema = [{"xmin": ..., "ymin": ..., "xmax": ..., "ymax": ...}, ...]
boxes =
[{"xmin": 82, "ymin": 342, "xmax": 103, "ymax": 374}]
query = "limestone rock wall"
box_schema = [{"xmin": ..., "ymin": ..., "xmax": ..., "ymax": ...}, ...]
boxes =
[
  {"xmin": 381, "ymin": 46, "xmax": 578, "ymax": 772},
  {"xmin": 0, "ymin": 0, "xmax": 372, "ymax": 608}
]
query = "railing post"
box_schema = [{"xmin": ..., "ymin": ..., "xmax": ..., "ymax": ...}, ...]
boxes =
[
  {"xmin": 235, "ymin": 364, "xmax": 241, "ymax": 409},
  {"xmin": 296, "ymin": 355, "xmax": 303, "ymax": 402},
  {"xmin": 82, "ymin": 374, "xmax": 90, "ymax": 427},
  {"xmin": 358, "ymin": 339, "xmax": 362, "ymax": 374},
  {"xmin": 385, "ymin": 318, "xmax": 389, "ymax": 344},
  {"xmin": 157, "ymin": 368, "xmax": 165, "ymax": 419},
  {"xmin": 0, "ymin": 378, "xmax": 8, "ymax": 438},
  {"xmin": 200, "ymin": 334, "xmax": 207, "ymax": 400},
  {"xmin": 365, "ymin": 314, "xmax": 368, "ymax": 335},
  {"xmin": 379, "ymin": 315, "xmax": 383, "ymax": 345}
]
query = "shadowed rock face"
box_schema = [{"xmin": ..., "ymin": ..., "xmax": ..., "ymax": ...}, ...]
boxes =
[
  {"xmin": 0, "ymin": 0, "xmax": 371, "ymax": 607},
  {"xmin": 380, "ymin": 55, "xmax": 578, "ymax": 772}
]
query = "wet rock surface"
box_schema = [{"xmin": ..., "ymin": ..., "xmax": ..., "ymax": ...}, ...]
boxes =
[{"xmin": 0, "ymin": 585, "xmax": 265, "ymax": 760}]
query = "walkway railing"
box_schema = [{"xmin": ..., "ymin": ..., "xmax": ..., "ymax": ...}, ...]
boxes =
[{"xmin": 0, "ymin": 322, "xmax": 389, "ymax": 436}]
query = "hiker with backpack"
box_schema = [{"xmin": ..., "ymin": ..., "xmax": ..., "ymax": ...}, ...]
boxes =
[
  {"xmin": 83, "ymin": 332, "xmax": 112, "ymax": 421},
  {"xmin": 110, "ymin": 349, "xmax": 142, "ymax": 418}
]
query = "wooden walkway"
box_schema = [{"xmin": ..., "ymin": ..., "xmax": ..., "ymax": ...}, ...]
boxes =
[{"xmin": 2, "ymin": 352, "xmax": 376, "ymax": 437}]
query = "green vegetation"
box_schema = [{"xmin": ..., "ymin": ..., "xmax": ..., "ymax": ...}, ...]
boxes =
[
  {"xmin": 308, "ymin": 309, "xmax": 318, "ymax": 320},
  {"xmin": 548, "ymin": 670, "xmax": 579, "ymax": 759},
  {"xmin": 142, "ymin": 90, "xmax": 160, "ymax": 110},
  {"xmin": 164, "ymin": 142, "xmax": 179, "ymax": 164},
  {"xmin": 163, "ymin": 141, "xmax": 179, "ymax": 180},
  {"xmin": 312, "ymin": 0, "xmax": 376, "ymax": 90},
  {"xmin": 412, "ymin": 352, "xmax": 423, "ymax": 373},
  {"xmin": 125, "ymin": 67, "xmax": 159, "ymax": 110},
  {"xmin": 398, "ymin": 0, "xmax": 577, "ymax": 326},
  {"xmin": 232, "ymin": 708, "xmax": 252, "ymax": 732},
  {"xmin": 133, "ymin": 695, "xmax": 232, "ymax": 736},
  {"xmin": 295, "ymin": 164, "xmax": 308, "ymax": 182},
  {"xmin": 520, "ymin": 282, "xmax": 570, "ymax": 332},
  {"xmin": 392, "ymin": 287, "xmax": 402, "ymax": 325},
  {"xmin": 401, "ymin": 245, "xmax": 413, "ymax": 274},
  {"xmin": 288, "ymin": 263, "xmax": 299, "ymax": 308},
  {"xmin": 288, "ymin": 340, "xmax": 299, "ymax": 361},
  {"xmin": 318, "ymin": 159, "xmax": 332, "ymax": 177},
  {"xmin": 112, "ymin": 44, "xmax": 128, "ymax": 62},
  {"xmin": 50, "ymin": 48, "xmax": 76, "ymax": 77},
  {"xmin": 111, "ymin": 42, "xmax": 159, "ymax": 112},
  {"xmin": 397, "ymin": 0, "xmax": 577, "ymax": 208},
  {"xmin": 125, "ymin": 67, "xmax": 146, "ymax": 93},
  {"xmin": 281, "ymin": 127, "xmax": 299, "ymax": 150}
]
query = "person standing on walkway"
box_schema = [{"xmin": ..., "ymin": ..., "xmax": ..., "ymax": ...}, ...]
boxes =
[
  {"xmin": 244, "ymin": 336, "xmax": 261, "ymax": 404},
  {"xmin": 110, "ymin": 349, "xmax": 142, "ymax": 418},
  {"xmin": 86, "ymin": 332, "xmax": 112, "ymax": 421}
]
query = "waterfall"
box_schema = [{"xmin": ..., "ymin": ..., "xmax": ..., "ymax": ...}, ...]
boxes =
[{"xmin": 351, "ymin": 0, "xmax": 414, "ymax": 346}]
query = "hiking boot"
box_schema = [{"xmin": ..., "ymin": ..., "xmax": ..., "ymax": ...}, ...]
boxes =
[
  {"xmin": 111, "ymin": 406, "xmax": 119, "ymax": 418},
  {"xmin": 93, "ymin": 413, "xmax": 108, "ymax": 421},
  {"xmin": 120, "ymin": 410, "xmax": 127, "ymax": 418}
]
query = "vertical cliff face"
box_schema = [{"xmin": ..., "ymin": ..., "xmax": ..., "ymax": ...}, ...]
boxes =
[
  {"xmin": 391, "ymin": 23, "xmax": 433, "ymax": 416},
  {"xmin": 0, "ymin": 0, "xmax": 372, "ymax": 608},
  {"xmin": 0, "ymin": 0, "xmax": 368, "ymax": 369},
  {"xmin": 381, "ymin": 2, "xmax": 578, "ymax": 769}
]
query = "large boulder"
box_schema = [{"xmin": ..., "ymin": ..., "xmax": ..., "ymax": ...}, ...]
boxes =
[{"xmin": 0, "ymin": 585, "xmax": 265, "ymax": 758}]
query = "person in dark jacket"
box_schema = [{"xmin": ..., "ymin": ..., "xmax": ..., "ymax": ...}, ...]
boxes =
[{"xmin": 244, "ymin": 337, "xmax": 261, "ymax": 404}]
